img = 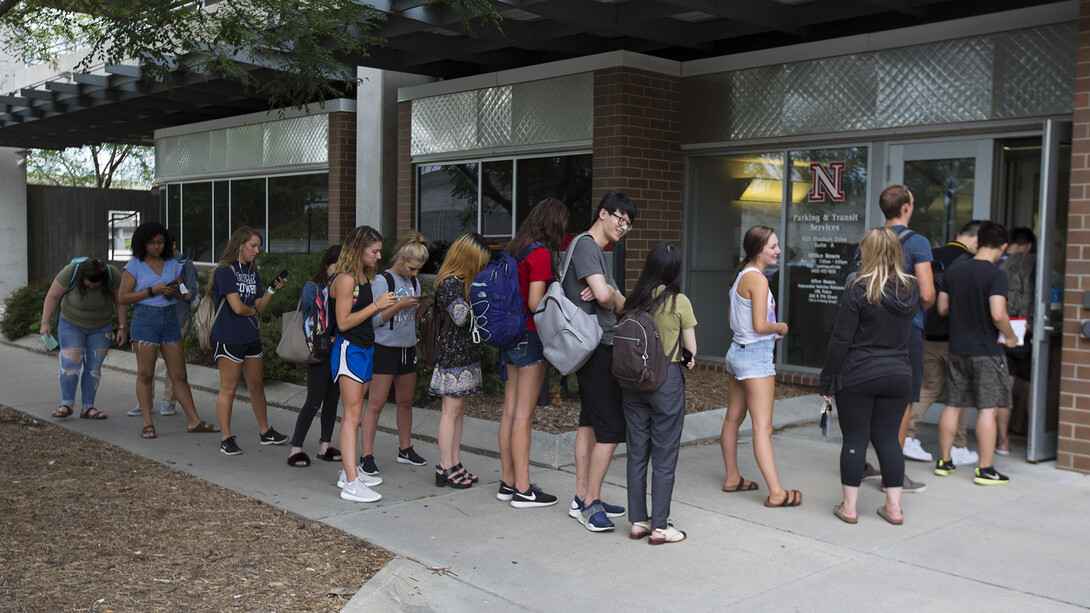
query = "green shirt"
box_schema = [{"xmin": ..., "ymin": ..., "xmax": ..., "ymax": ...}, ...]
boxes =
[
  {"xmin": 652, "ymin": 287, "xmax": 698, "ymax": 362},
  {"xmin": 55, "ymin": 262, "xmax": 122, "ymax": 329}
]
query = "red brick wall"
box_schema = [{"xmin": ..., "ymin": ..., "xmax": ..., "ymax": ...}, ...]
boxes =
[
  {"xmin": 397, "ymin": 100, "xmax": 414, "ymax": 238},
  {"xmin": 592, "ymin": 67, "xmax": 683, "ymax": 292},
  {"xmin": 328, "ymin": 111, "xmax": 357, "ymax": 243},
  {"xmin": 1059, "ymin": 0, "xmax": 1090, "ymax": 473}
]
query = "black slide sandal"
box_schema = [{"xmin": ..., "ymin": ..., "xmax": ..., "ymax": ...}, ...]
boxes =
[{"xmin": 287, "ymin": 452, "xmax": 312, "ymax": 468}]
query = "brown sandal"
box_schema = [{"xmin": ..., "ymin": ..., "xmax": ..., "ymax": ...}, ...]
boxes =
[
  {"xmin": 140, "ymin": 424, "xmax": 157, "ymax": 439},
  {"xmin": 79, "ymin": 407, "xmax": 107, "ymax": 420},
  {"xmin": 722, "ymin": 476, "xmax": 759, "ymax": 492},
  {"xmin": 187, "ymin": 420, "xmax": 220, "ymax": 433},
  {"xmin": 764, "ymin": 489, "xmax": 802, "ymax": 507},
  {"xmin": 52, "ymin": 405, "xmax": 73, "ymax": 419}
]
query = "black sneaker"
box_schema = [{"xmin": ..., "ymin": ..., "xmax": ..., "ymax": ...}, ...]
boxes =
[
  {"xmin": 510, "ymin": 484, "xmax": 559, "ymax": 509},
  {"xmin": 220, "ymin": 436, "xmax": 242, "ymax": 456},
  {"xmin": 396, "ymin": 446, "xmax": 426, "ymax": 466},
  {"xmin": 259, "ymin": 427, "xmax": 288, "ymax": 445},
  {"xmin": 496, "ymin": 481, "xmax": 515, "ymax": 502},
  {"xmin": 973, "ymin": 466, "xmax": 1010, "ymax": 486},
  {"xmin": 360, "ymin": 454, "xmax": 380, "ymax": 476},
  {"xmin": 934, "ymin": 459, "xmax": 956, "ymax": 476}
]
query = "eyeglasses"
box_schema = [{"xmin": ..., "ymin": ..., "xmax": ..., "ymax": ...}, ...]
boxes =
[{"xmin": 611, "ymin": 212, "xmax": 633, "ymax": 231}]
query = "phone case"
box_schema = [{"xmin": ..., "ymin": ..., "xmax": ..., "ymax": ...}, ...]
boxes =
[{"xmin": 42, "ymin": 334, "xmax": 59, "ymax": 351}]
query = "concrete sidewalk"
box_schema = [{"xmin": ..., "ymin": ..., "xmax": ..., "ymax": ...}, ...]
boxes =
[{"xmin": 3, "ymin": 339, "xmax": 1088, "ymax": 612}]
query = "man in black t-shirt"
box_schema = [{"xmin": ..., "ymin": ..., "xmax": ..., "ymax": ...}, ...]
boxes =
[{"xmin": 935, "ymin": 222, "xmax": 1019, "ymax": 485}]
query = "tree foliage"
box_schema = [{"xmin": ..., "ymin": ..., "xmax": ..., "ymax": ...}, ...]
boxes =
[
  {"xmin": 27, "ymin": 144, "xmax": 154, "ymax": 189},
  {"xmin": 1, "ymin": 0, "xmax": 501, "ymax": 110}
]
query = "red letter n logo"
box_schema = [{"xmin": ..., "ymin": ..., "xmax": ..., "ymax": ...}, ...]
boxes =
[{"xmin": 808, "ymin": 162, "xmax": 846, "ymax": 202}]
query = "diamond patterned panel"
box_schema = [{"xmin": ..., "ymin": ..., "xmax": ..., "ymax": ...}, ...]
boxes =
[
  {"xmin": 412, "ymin": 91, "xmax": 477, "ymax": 156},
  {"xmin": 225, "ymin": 124, "xmax": 263, "ymax": 172},
  {"xmin": 876, "ymin": 37, "xmax": 993, "ymax": 127},
  {"xmin": 510, "ymin": 74, "xmax": 593, "ymax": 144},
  {"xmin": 477, "ymin": 86, "xmax": 512, "ymax": 148},
  {"xmin": 155, "ymin": 132, "xmax": 210, "ymax": 180},
  {"xmin": 264, "ymin": 115, "xmax": 329, "ymax": 167},
  {"xmin": 730, "ymin": 64, "xmax": 784, "ymax": 140},
  {"xmin": 783, "ymin": 54, "xmax": 876, "ymax": 135},
  {"xmin": 993, "ymin": 23, "xmax": 1077, "ymax": 119}
]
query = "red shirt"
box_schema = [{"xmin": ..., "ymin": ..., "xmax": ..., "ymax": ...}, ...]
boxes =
[{"xmin": 518, "ymin": 245, "xmax": 553, "ymax": 332}]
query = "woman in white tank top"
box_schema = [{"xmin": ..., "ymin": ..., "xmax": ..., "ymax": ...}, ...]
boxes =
[{"xmin": 720, "ymin": 226, "xmax": 801, "ymax": 507}]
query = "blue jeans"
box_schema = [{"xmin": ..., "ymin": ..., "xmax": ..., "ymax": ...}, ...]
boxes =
[{"xmin": 57, "ymin": 317, "xmax": 113, "ymax": 409}]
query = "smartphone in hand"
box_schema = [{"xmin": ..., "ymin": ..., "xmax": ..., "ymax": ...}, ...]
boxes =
[{"xmin": 270, "ymin": 269, "xmax": 289, "ymax": 292}]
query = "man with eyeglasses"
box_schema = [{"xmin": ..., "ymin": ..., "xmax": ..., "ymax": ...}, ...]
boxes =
[{"xmin": 560, "ymin": 190, "xmax": 637, "ymax": 532}]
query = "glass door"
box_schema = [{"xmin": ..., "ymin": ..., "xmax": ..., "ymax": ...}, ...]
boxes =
[{"xmin": 888, "ymin": 140, "xmax": 994, "ymax": 245}]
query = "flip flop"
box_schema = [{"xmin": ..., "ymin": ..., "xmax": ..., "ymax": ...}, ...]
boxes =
[
  {"xmin": 287, "ymin": 452, "xmax": 312, "ymax": 468},
  {"xmin": 316, "ymin": 447, "xmax": 342, "ymax": 462},
  {"xmin": 79, "ymin": 407, "xmax": 107, "ymax": 420},
  {"xmin": 141, "ymin": 424, "xmax": 157, "ymax": 439},
  {"xmin": 833, "ymin": 503, "xmax": 857, "ymax": 524},
  {"xmin": 764, "ymin": 489, "xmax": 802, "ymax": 507},
  {"xmin": 722, "ymin": 477, "xmax": 759, "ymax": 492},
  {"xmin": 52, "ymin": 405, "xmax": 73, "ymax": 419},
  {"xmin": 187, "ymin": 420, "xmax": 221, "ymax": 433},
  {"xmin": 877, "ymin": 505, "xmax": 903, "ymax": 525}
]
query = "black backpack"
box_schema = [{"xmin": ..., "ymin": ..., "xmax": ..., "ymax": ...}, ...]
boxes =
[
  {"xmin": 845, "ymin": 228, "xmax": 917, "ymax": 283},
  {"xmin": 415, "ymin": 293, "xmax": 450, "ymax": 367},
  {"xmin": 612, "ymin": 301, "xmax": 680, "ymax": 393}
]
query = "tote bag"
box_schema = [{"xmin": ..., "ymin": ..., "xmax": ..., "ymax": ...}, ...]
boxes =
[
  {"xmin": 276, "ymin": 296, "xmax": 320, "ymax": 364},
  {"xmin": 534, "ymin": 232, "xmax": 602, "ymax": 375}
]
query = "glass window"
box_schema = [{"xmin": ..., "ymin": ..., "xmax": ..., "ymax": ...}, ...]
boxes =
[
  {"xmin": 167, "ymin": 183, "xmax": 181, "ymax": 245},
  {"xmin": 213, "ymin": 180, "xmax": 230, "ymax": 261},
  {"xmin": 481, "ymin": 161, "xmax": 513, "ymax": 244},
  {"xmin": 783, "ymin": 147, "xmax": 869, "ymax": 368},
  {"xmin": 418, "ymin": 163, "xmax": 478, "ymax": 271},
  {"xmin": 231, "ymin": 178, "xmax": 266, "ymax": 243},
  {"xmin": 687, "ymin": 152, "xmax": 785, "ymax": 359},
  {"xmin": 180, "ymin": 182, "xmax": 213, "ymax": 262},
  {"xmin": 268, "ymin": 174, "xmax": 329, "ymax": 254},
  {"xmin": 108, "ymin": 210, "xmax": 139, "ymax": 262},
  {"xmin": 903, "ymin": 158, "xmax": 975, "ymax": 246},
  {"xmin": 515, "ymin": 155, "xmax": 593, "ymax": 233}
]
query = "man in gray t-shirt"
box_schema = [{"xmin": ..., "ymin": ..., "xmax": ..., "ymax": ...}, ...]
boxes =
[{"xmin": 561, "ymin": 191, "xmax": 636, "ymax": 533}]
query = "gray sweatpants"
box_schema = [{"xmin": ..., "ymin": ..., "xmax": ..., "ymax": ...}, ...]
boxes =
[{"xmin": 622, "ymin": 363, "xmax": 686, "ymax": 530}]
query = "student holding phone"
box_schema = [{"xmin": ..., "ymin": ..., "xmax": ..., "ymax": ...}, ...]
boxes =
[{"xmin": 207, "ymin": 226, "xmax": 288, "ymax": 456}]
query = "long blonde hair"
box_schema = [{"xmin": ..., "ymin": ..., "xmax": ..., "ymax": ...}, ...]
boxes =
[
  {"xmin": 335, "ymin": 225, "xmax": 383, "ymax": 282},
  {"xmin": 436, "ymin": 233, "xmax": 491, "ymax": 300},
  {"xmin": 391, "ymin": 230, "xmax": 430, "ymax": 266},
  {"xmin": 850, "ymin": 226, "xmax": 916, "ymax": 306},
  {"xmin": 206, "ymin": 226, "xmax": 260, "ymax": 297}
]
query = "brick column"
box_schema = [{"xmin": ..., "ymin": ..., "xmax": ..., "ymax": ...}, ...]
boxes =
[
  {"xmin": 328, "ymin": 111, "xmax": 357, "ymax": 243},
  {"xmin": 592, "ymin": 67, "xmax": 683, "ymax": 292},
  {"xmin": 1059, "ymin": 0, "xmax": 1090, "ymax": 473},
  {"xmin": 396, "ymin": 100, "xmax": 414, "ymax": 238}
]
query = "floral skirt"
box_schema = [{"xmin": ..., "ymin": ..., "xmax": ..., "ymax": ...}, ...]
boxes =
[{"xmin": 428, "ymin": 363, "xmax": 482, "ymax": 398}]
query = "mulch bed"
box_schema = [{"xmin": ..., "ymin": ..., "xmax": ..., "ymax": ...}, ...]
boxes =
[{"xmin": 0, "ymin": 405, "xmax": 392, "ymax": 612}]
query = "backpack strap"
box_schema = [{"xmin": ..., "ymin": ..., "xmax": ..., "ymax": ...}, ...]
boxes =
[
  {"xmin": 557, "ymin": 232, "xmax": 593, "ymax": 285},
  {"xmin": 516, "ymin": 241, "xmax": 544, "ymax": 261},
  {"xmin": 381, "ymin": 270, "xmax": 396, "ymax": 329}
]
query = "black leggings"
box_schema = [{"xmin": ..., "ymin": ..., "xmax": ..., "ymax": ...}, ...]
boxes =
[
  {"xmin": 290, "ymin": 359, "xmax": 340, "ymax": 448},
  {"xmin": 836, "ymin": 375, "xmax": 910, "ymax": 488}
]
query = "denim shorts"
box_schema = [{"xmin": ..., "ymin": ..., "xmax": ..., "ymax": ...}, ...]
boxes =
[
  {"xmin": 724, "ymin": 338, "xmax": 776, "ymax": 380},
  {"xmin": 504, "ymin": 329, "xmax": 545, "ymax": 368},
  {"xmin": 130, "ymin": 303, "xmax": 183, "ymax": 345}
]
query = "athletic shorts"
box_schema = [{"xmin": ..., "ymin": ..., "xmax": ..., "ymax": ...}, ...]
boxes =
[
  {"xmin": 332, "ymin": 335, "xmax": 374, "ymax": 384},
  {"xmin": 947, "ymin": 353, "xmax": 1012, "ymax": 410},
  {"xmin": 504, "ymin": 329, "xmax": 545, "ymax": 368},
  {"xmin": 575, "ymin": 343, "xmax": 626, "ymax": 444},
  {"xmin": 373, "ymin": 344, "xmax": 417, "ymax": 376},
  {"xmin": 1005, "ymin": 347, "xmax": 1032, "ymax": 382},
  {"xmin": 214, "ymin": 339, "xmax": 263, "ymax": 363},
  {"xmin": 724, "ymin": 338, "xmax": 775, "ymax": 380},
  {"xmin": 908, "ymin": 326, "xmax": 924, "ymax": 402}
]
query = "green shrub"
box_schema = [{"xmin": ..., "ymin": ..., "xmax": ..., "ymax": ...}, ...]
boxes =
[{"xmin": 1, "ymin": 280, "xmax": 54, "ymax": 340}]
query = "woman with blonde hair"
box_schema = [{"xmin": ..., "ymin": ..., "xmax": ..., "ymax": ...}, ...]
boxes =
[
  {"xmin": 207, "ymin": 227, "xmax": 286, "ymax": 455},
  {"xmin": 358, "ymin": 230, "xmax": 431, "ymax": 476},
  {"xmin": 430, "ymin": 233, "xmax": 491, "ymax": 489},
  {"xmin": 720, "ymin": 225, "xmax": 799, "ymax": 507},
  {"xmin": 332, "ymin": 225, "xmax": 399, "ymax": 502},
  {"xmin": 821, "ymin": 227, "xmax": 919, "ymax": 525}
]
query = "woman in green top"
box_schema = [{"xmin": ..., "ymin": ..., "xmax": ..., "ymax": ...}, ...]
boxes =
[{"xmin": 40, "ymin": 258, "xmax": 126, "ymax": 419}]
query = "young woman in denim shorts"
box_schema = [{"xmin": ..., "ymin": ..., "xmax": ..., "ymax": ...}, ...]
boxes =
[
  {"xmin": 497, "ymin": 198, "xmax": 568, "ymax": 508},
  {"xmin": 359, "ymin": 230, "xmax": 430, "ymax": 476},
  {"xmin": 118, "ymin": 222, "xmax": 218, "ymax": 439},
  {"xmin": 720, "ymin": 225, "xmax": 800, "ymax": 507}
]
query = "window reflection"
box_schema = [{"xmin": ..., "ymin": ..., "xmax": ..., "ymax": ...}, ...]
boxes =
[
  {"xmin": 180, "ymin": 182, "xmax": 212, "ymax": 262},
  {"xmin": 268, "ymin": 174, "xmax": 329, "ymax": 254}
]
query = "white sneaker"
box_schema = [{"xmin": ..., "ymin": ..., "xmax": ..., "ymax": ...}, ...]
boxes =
[
  {"xmin": 340, "ymin": 477, "xmax": 381, "ymax": 503},
  {"xmin": 902, "ymin": 437, "xmax": 933, "ymax": 462},
  {"xmin": 159, "ymin": 401, "xmax": 176, "ymax": 416},
  {"xmin": 951, "ymin": 446, "xmax": 979, "ymax": 466},
  {"xmin": 337, "ymin": 466, "xmax": 382, "ymax": 489},
  {"xmin": 126, "ymin": 405, "xmax": 142, "ymax": 417}
]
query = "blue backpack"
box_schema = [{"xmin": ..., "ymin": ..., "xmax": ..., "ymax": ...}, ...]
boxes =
[{"xmin": 470, "ymin": 242, "xmax": 542, "ymax": 350}]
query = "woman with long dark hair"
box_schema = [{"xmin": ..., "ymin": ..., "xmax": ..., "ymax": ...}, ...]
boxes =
[
  {"xmin": 497, "ymin": 198, "xmax": 568, "ymax": 508},
  {"xmin": 430, "ymin": 233, "xmax": 491, "ymax": 489},
  {"xmin": 821, "ymin": 227, "xmax": 919, "ymax": 525},
  {"xmin": 720, "ymin": 225, "xmax": 799, "ymax": 507},
  {"xmin": 332, "ymin": 226, "xmax": 398, "ymax": 502},
  {"xmin": 287, "ymin": 244, "xmax": 343, "ymax": 468},
  {"xmin": 118, "ymin": 222, "xmax": 218, "ymax": 438},
  {"xmin": 620, "ymin": 242, "xmax": 697, "ymax": 544},
  {"xmin": 207, "ymin": 227, "xmax": 287, "ymax": 455},
  {"xmin": 41, "ymin": 258, "xmax": 125, "ymax": 419},
  {"xmin": 359, "ymin": 230, "xmax": 431, "ymax": 476}
]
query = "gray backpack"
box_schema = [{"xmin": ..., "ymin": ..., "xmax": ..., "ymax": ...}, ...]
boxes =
[{"xmin": 534, "ymin": 233, "xmax": 603, "ymax": 376}]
